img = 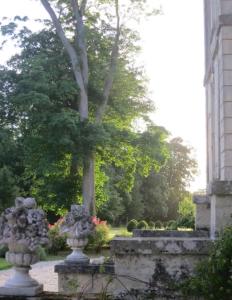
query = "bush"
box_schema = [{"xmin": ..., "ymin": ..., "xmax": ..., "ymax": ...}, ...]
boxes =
[
  {"xmin": 177, "ymin": 195, "xmax": 195, "ymax": 229},
  {"xmin": 166, "ymin": 220, "xmax": 178, "ymax": 230},
  {"xmin": 36, "ymin": 246, "xmax": 47, "ymax": 261},
  {"xmin": 127, "ymin": 219, "xmax": 138, "ymax": 232},
  {"xmin": 87, "ymin": 223, "xmax": 110, "ymax": 252},
  {"xmin": 154, "ymin": 220, "xmax": 163, "ymax": 229},
  {"xmin": 137, "ymin": 220, "xmax": 149, "ymax": 230},
  {"xmin": 177, "ymin": 215, "xmax": 194, "ymax": 229},
  {"xmin": 182, "ymin": 226, "xmax": 232, "ymax": 299},
  {"xmin": 47, "ymin": 221, "xmax": 68, "ymax": 255}
]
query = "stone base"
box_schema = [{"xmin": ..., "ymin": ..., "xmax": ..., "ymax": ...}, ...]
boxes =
[
  {"xmin": 0, "ymin": 284, "xmax": 43, "ymax": 296},
  {"xmin": 210, "ymin": 194, "xmax": 232, "ymax": 238},
  {"xmin": 55, "ymin": 262, "xmax": 115, "ymax": 295}
]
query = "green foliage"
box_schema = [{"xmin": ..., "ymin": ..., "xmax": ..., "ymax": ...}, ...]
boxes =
[
  {"xmin": 127, "ymin": 138, "xmax": 198, "ymax": 224},
  {"xmin": 177, "ymin": 195, "xmax": 195, "ymax": 229},
  {"xmin": 127, "ymin": 219, "xmax": 138, "ymax": 232},
  {"xmin": 0, "ymin": 21, "xmax": 163, "ymax": 212},
  {"xmin": 0, "ymin": 245, "xmax": 8, "ymax": 258},
  {"xmin": 47, "ymin": 225, "xmax": 68, "ymax": 255},
  {"xmin": 137, "ymin": 220, "xmax": 149, "ymax": 230},
  {"xmin": 182, "ymin": 227, "xmax": 232, "ymax": 299},
  {"xmin": 36, "ymin": 246, "xmax": 47, "ymax": 261},
  {"xmin": 87, "ymin": 223, "xmax": 110, "ymax": 252},
  {"xmin": 0, "ymin": 258, "xmax": 11, "ymax": 270},
  {"xmin": 0, "ymin": 128, "xmax": 25, "ymax": 211},
  {"xmin": 166, "ymin": 220, "xmax": 178, "ymax": 230},
  {"xmin": 163, "ymin": 138, "xmax": 198, "ymax": 220},
  {"xmin": 0, "ymin": 15, "xmax": 197, "ymax": 223},
  {"xmin": 0, "ymin": 166, "xmax": 18, "ymax": 211}
]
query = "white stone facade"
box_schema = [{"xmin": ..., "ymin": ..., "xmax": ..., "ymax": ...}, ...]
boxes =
[{"xmin": 204, "ymin": 0, "xmax": 232, "ymax": 237}]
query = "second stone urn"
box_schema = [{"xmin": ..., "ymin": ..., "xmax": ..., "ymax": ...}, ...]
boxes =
[{"xmin": 60, "ymin": 205, "xmax": 95, "ymax": 265}]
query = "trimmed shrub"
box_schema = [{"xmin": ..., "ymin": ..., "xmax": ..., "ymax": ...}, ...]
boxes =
[
  {"xmin": 154, "ymin": 220, "xmax": 163, "ymax": 229},
  {"xmin": 87, "ymin": 223, "xmax": 110, "ymax": 252},
  {"xmin": 166, "ymin": 220, "xmax": 178, "ymax": 230},
  {"xmin": 137, "ymin": 220, "xmax": 149, "ymax": 230},
  {"xmin": 177, "ymin": 215, "xmax": 194, "ymax": 229},
  {"xmin": 148, "ymin": 221, "xmax": 156, "ymax": 229},
  {"xmin": 127, "ymin": 219, "xmax": 138, "ymax": 232}
]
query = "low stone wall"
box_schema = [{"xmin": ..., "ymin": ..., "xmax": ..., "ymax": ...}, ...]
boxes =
[
  {"xmin": 55, "ymin": 234, "xmax": 212, "ymax": 299},
  {"xmin": 0, "ymin": 292, "xmax": 74, "ymax": 300},
  {"xmin": 111, "ymin": 236, "xmax": 212, "ymax": 298},
  {"xmin": 133, "ymin": 229, "xmax": 209, "ymax": 238}
]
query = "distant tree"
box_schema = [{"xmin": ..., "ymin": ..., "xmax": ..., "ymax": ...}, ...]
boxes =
[
  {"xmin": 163, "ymin": 137, "xmax": 197, "ymax": 219},
  {"xmin": 128, "ymin": 137, "xmax": 197, "ymax": 223},
  {"xmin": 0, "ymin": 129, "xmax": 24, "ymax": 210}
]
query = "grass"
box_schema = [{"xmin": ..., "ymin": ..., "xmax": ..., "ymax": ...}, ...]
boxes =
[
  {"xmin": 109, "ymin": 227, "xmax": 132, "ymax": 239},
  {"xmin": 46, "ymin": 254, "xmax": 67, "ymax": 261},
  {"xmin": 0, "ymin": 258, "xmax": 12, "ymax": 270}
]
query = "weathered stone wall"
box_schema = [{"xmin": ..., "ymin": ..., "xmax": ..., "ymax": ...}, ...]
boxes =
[
  {"xmin": 55, "ymin": 263, "xmax": 115, "ymax": 296},
  {"xmin": 110, "ymin": 236, "xmax": 212, "ymax": 297}
]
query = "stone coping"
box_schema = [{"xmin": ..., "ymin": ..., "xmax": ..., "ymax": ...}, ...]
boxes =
[
  {"xmin": 111, "ymin": 237, "xmax": 212, "ymax": 256},
  {"xmin": 54, "ymin": 262, "xmax": 115, "ymax": 275},
  {"xmin": 133, "ymin": 229, "xmax": 209, "ymax": 238},
  {"xmin": 208, "ymin": 181, "xmax": 232, "ymax": 196},
  {"xmin": 193, "ymin": 194, "xmax": 210, "ymax": 205},
  {"xmin": 0, "ymin": 292, "xmax": 72, "ymax": 300}
]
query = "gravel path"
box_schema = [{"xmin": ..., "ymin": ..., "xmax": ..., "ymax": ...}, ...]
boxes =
[{"xmin": 0, "ymin": 261, "xmax": 62, "ymax": 292}]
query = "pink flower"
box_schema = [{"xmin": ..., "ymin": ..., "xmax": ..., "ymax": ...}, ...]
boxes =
[{"xmin": 92, "ymin": 216, "xmax": 107, "ymax": 226}]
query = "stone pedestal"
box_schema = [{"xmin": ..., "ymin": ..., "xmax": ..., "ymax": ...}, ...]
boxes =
[
  {"xmin": 193, "ymin": 195, "xmax": 210, "ymax": 231},
  {"xmin": 65, "ymin": 238, "xmax": 89, "ymax": 265},
  {"xmin": 55, "ymin": 260, "xmax": 115, "ymax": 295},
  {"xmin": 208, "ymin": 181, "xmax": 232, "ymax": 238},
  {"xmin": 0, "ymin": 252, "xmax": 42, "ymax": 296}
]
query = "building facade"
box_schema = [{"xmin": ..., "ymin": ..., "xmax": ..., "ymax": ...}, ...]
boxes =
[{"xmin": 204, "ymin": 0, "xmax": 232, "ymax": 237}]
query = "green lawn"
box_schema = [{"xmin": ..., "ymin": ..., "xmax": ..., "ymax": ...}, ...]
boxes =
[
  {"xmin": 0, "ymin": 258, "xmax": 12, "ymax": 270},
  {"xmin": 109, "ymin": 227, "xmax": 132, "ymax": 239}
]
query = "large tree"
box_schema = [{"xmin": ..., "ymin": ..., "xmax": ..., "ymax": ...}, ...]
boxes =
[
  {"xmin": 37, "ymin": 0, "xmax": 159, "ymax": 214},
  {"xmin": 0, "ymin": 14, "xmax": 166, "ymax": 214}
]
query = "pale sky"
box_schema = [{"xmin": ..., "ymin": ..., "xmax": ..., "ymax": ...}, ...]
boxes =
[{"xmin": 0, "ymin": 0, "xmax": 206, "ymax": 192}]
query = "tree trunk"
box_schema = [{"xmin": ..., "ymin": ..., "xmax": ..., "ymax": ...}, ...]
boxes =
[
  {"xmin": 70, "ymin": 153, "xmax": 78, "ymax": 177},
  {"xmin": 82, "ymin": 153, "xmax": 96, "ymax": 215}
]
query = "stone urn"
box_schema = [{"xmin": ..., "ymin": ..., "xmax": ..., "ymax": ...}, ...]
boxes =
[
  {"xmin": 0, "ymin": 197, "xmax": 49, "ymax": 296},
  {"xmin": 60, "ymin": 205, "xmax": 94, "ymax": 265},
  {"xmin": 65, "ymin": 237, "xmax": 89, "ymax": 264}
]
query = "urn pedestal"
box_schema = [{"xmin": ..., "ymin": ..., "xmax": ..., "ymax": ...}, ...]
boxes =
[
  {"xmin": 65, "ymin": 238, "xmax": 89, "ymax": 265},
  {"xmin": 0, "ymin": 251, "xmax": 43, "ymax": 296}
]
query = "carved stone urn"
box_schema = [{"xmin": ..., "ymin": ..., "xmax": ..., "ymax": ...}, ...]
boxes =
[
  {"xmin": 0, "ymin": 197, "xmax": 49, "ymax": 296},
  {"xmin": 60, "ymin": 205, "xmax": 94, "ymax": 265}
]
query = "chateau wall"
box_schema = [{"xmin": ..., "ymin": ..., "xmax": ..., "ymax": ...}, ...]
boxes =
[{"xmin": 204, "ymin": 0, "xmax": 232, "ymax": 236}]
